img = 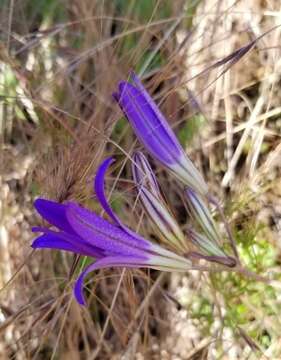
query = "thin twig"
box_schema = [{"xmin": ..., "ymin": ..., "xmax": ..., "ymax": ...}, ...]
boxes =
[
  {"xmin": 208, "ymin": 195, "xmax": 240, "ymax": 263},
  {"xmin": 90, "ymin": 268, "xmax": 126, "ymax": 360},
  {"xmin": 191, "ymin": 264, "xmax": 268, "ymax": 283}
]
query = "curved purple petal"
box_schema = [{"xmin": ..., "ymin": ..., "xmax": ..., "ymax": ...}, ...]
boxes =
[
  {"xmin": 94, "ymin": 157, "xmax": 124, "ymax": 226},
  {"xmin": 94, "ymin": 156, "xmax": 151, "ymax": 242},
  {"xmin": 74, "ymin": 255, "xmax": 148, "ymax": 305},
  {"xmin": 66, "ymin": 203, "xmax": 151, "ymax": 256},
  {"xmin": 32, "ymin": 233, "xmax": 86, "ymax": 254},
  {"xmin": 32, "ymin": 226, "xmax": 105, "ymax": 258},
  {"xmin": 34, "ymin": 198, "xmax": 73, "ymax": 233}
]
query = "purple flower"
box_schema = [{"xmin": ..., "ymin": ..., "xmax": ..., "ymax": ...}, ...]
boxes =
[
  {"xmin": 113, "ymin": 73, "xmax": 208, "ymax": 195},
  {"xmin": 32, "ymin": 158, "xmax": 192, "ymax": 305}
]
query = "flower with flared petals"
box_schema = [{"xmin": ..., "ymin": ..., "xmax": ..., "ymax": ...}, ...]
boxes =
[
  {"xmin": 113, "ymin": 73, "xmax": 208, "ymax": 195},
  {"xmin": 32, "ymin": 158, "xmax": 192, "ymax": 305}
]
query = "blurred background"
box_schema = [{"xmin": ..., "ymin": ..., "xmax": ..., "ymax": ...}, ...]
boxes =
[{"xmin": 1, "ymin": 0, "xmax": 281, "ymax": 359}]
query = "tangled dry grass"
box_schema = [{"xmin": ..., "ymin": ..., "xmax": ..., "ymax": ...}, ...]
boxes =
[{"xmin": 1, "ymin": 0, "xmax": 281, "ymax": 359}]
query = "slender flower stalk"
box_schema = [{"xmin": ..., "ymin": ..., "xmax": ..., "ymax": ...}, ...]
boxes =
[
  {"xmin": 208, "ymin": 195, "xmax": 240, "ymax": 262},
  {"xmin": 32, "ymin": 157, "xmax": 192, "ymax": 305},
  {"xmin": 113, "ymin": 73, "xmax": 208, "ymax": 195},
  {"xmin": 132, "ymin": 151, "xmax": 188, "ymax": 252}
]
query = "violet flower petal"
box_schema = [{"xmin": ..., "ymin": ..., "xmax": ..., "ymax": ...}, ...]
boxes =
[
  {"xmin": 131, "ymin": 72, "xmax": 185, "ymax": 156},
  {"xmin": 66, "ymin": 202, "xmax": 150, "ymax": 249},
  {"xmin": 117, "ymin": 81, "xmax": 181, "ymax": 165},
  {"xmin": 94, "ymin": 157, "xmax": 123, "ymax": 226},
  {"xmin": 74, "ymin": 251, "xmax": 192, "ymax": 305},
  {"xmin": 94, "ymin": 156, "xmax": 154, "ymax": 242},
  {"xmin": 34, "ymin": 199, "xmax": 74, "ymax": 233},
  {"xmin": 32, "ymin": 233, "xmax": 88, "ymax": 254},
  {"xmin": 66, "ymin": 203, "xmax": 151, "ymax": 256},
  {"xmin": 32, "ymin": 226, "xmax": 105, "ymax": 258},
  {"xmin": 74, "ymin": 255, "xmax": 148, "ymax": 305},
  {"xmin": 63, "ymin": 201, "xmax": 190, "ymax": 266}
]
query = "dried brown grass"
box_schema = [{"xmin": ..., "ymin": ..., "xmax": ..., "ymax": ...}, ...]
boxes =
[{"xmin": 1, "ymin": 0, "xmax": 281, "ymax": 359}]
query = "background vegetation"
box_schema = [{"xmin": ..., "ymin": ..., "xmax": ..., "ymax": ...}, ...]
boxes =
[{"xmin": 1, "ymin": 0, "xmax": 281, "ymax": 359}]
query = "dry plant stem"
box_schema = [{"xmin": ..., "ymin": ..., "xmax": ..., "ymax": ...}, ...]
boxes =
[
  {"xmin": 192, "ymin": 264, "xmax": 268, "ymax": 284},
  {"xmin": 90, "ymin": 268, "xmax": 126, "ymax": 360},
  {"xmin": 208, "ymin": 194, "xmax": 240, "ymax": 264},
  {"xmin": 0, "ymin": 250, "xmax": 35, "ymax": 293}
]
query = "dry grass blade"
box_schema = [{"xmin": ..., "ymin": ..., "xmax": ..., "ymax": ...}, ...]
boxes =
[{"xmin": 1, "ymin": 1, "xmax": 281, "ymax": 359}]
